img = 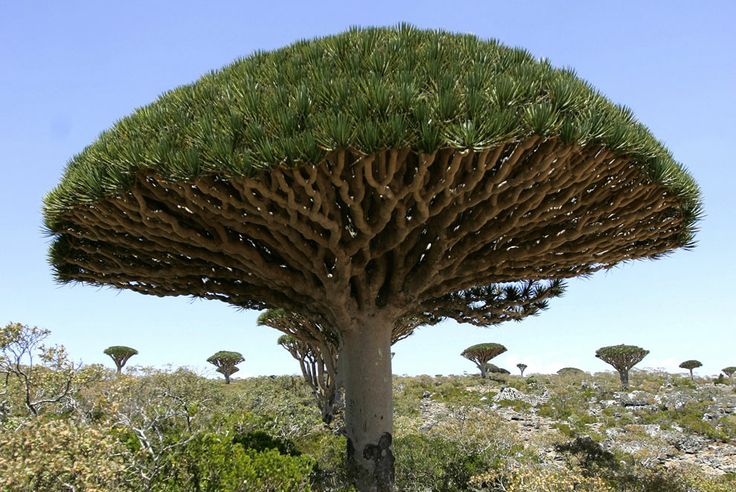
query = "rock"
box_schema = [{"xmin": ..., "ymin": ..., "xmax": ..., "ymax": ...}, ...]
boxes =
[
  {"xmin": 614, "ymin": 391, "xmax": 656, "ymax": 408},
  {"xmin": 493, "ymin": 387, "xmax": 526, "ymax": 402},
  {"xmin": 672, "ymin": 434, "xmax": 708, "ymax": 454},
  {"xmin": 421, "ymin": 390, "xmax": 431, "ymax": 399}
]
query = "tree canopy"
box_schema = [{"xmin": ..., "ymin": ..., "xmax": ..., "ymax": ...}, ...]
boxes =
[
  {"xmin": 207, "ymin": 351, "xmax": 244, "ymax": 366},
  {"xmin": 45, "ymin": 25, "xmax": 700, "ymax": 329},
  {"xmin": 595, "ymin": 345, "xmax": 649, "ymax": 372},
  {"xmin": 103, "ymin": 346, "xmax": 138, "ymax": 358},
  {"xmin": 723, "ymin": 367, "xmax": 736, "ymax": 377},
  {"xmin": 679, "ymin": 360, "xmax": 702, "ymax": 370}
]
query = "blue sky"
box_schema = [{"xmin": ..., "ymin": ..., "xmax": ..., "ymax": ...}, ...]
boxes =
[{"xmin": 1, "ymin": 1, "xmax": 734, "ymax": 379}]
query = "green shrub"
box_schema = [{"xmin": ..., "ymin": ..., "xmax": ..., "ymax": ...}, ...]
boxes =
[
  {"xmin": 0, "ymin": 417, "xmax": 135, "ymax": 491},
  {"xmin": 155, "ymin": 433, "xmax": 315, "ymax": 492},
  {"xmin": 394, "ymin": 434, "xmax": 502, "ymax": 491},
  {"xmin": 233, "ymin": 430, "xmax": 301, "ymax": 456}
]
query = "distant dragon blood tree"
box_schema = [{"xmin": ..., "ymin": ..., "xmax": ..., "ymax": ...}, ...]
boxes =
[
  {"xmin": 206, "ymin": 351, "xmax": 244, "ymax": 384},
  {"xmin": 516, "ymin": 363, "xmax": 527, "ymax": 377},
  {"xmin": 43, "ymin": 26, "xmax": 701, "ymax": 491},
  {"xmin": 103, "ymin": 346, "xmax": 138, "ymax": 374},
  {"xmin": 462, "ymin": 343, "xmax": 507, "ymax": 378},
  {"xmin": 679, "ymin": 359, "xmax": 702, "ymax": 381},
  {"xmin": 723, "ymin": 367, "xmax": 736, "ymax": 378},
  {"xmin": 595, "ymin": 345, "xmax": 649, "ymax": 389}
]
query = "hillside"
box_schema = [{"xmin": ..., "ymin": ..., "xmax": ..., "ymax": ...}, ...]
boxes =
[{"xmin": 1, "ymin": 361, "xmax": 735, "ymax": 491}]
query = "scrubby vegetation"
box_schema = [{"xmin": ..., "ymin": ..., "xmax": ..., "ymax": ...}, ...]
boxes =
[{"xmin": 2, "ymin": 324, "xmax": 735, "ymax": 491}]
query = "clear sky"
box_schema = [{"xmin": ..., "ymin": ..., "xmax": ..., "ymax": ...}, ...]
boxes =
[{"xmin": 1, "ymin": 1, "xmax": 734, "ymax": 380}]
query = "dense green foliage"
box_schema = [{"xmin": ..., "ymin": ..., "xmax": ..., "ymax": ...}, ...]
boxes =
[{"xmin": 44, "ymin": 25, "xmax": 701, "ymax": 245}]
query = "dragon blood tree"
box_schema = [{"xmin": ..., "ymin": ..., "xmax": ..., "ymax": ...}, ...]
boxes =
[
  {"xmin": 679, "ymin": 359, "xmax": 702, "ymax": 381},
  {"xmin": 103, "ymin": 345, "xmax": 138, "ymax": 374},
  {"xmin": 43, "ymin": 26, "xmax": 701, "ymax": 491},
  {"xmin": 276, "ymin": 333, "xmax": 340, "ymax": 425},
  {"xmin": 207, "ymin": 351, "xmax": 244, "ymax": 384},
  {"xmin": 462, "ymin": 343, "xmax": 507, "ymax": 378},
  {"xmin": 595, "ymin": 344, "xmax": 649, "ymax": 389},
  {"xmin": 516, "ymin": 363, "xmax": 527, "ymax": 377},
  {"xmin": 723, "ymin": 367, "xmax": 736, "ymax": 379}
]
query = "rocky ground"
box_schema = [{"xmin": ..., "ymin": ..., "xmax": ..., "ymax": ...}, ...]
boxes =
[{"xmin": 407, "ymin": 373, "xmax": 736, "ymax": 477}]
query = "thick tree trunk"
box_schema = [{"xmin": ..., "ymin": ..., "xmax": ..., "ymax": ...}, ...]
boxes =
[
  {"xmin": 341, "ymin": 314, "xmax": 394, "ymax": 492},
  {"xmin": 479, "ymin": 362, "xmax": 488, "ymax": 379},
  {"xmin": 224, "ymin": 373, "xmax": 231, "ymax": 384},
  {"xmin": 689, "ymin": 369, "xmax": 694, "ymax": 381},
  {"xmin": 619, "ymin": 370, "xmax": 629, "ymax": 390}
]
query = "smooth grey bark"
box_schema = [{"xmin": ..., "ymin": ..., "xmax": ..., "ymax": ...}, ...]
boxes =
[
  {"xmin": 619, "ymin": 370, "xmax": 630, "ymax": 390},
  {"xmin": 341, "ymin": 313, "xmax": 394, "ymax": 492}
]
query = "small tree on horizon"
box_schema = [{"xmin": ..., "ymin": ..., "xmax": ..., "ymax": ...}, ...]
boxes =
[
  {"xmin": 103, "ymin": 346, "xmax": 138, "ymax": 374},
  {"xmin": 516, "ymin": 363, "xmax": 527, "ymax": 377},
  {"xmin": 679, "ymin": 360, "xmax": 702, "ymax": 381},
  {"xmin": 595, "ymin": 344, "xmax": 649, "ymax": 390},
  {"xmin": 206, "ymin": 351, "xmax": 244, "ymax": 384},
  {"xmin": 723, "ymin": 367, "xmax": 736, "ymax": 379},
  {"xmin": 461, "ymin": 343, "xmax": 507, "ymax": 378}
]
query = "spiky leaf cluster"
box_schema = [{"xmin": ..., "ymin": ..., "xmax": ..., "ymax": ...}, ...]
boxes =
[
  {"xmin": 595, "ymin": 344, "xmax": 649, "ymax": 372},
  {"xmin": 679, "ymin": 360, "xmax": 702, "ymax": 370},
  {"xmin": 421, "ymin": 279, "xmax": 564, "ymax": 326},
  {"xmin": 516, "ymin": 363, "xmax": 527, "ymax": 371},
  {"xmin": 45, "ymin": 24, "xmax": 701, "ymax": 246}
]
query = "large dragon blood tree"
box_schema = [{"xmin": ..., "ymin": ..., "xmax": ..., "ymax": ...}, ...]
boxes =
[{"xmin": 44, "ymin": 26, "xmax": 701, "ymax": 491}]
